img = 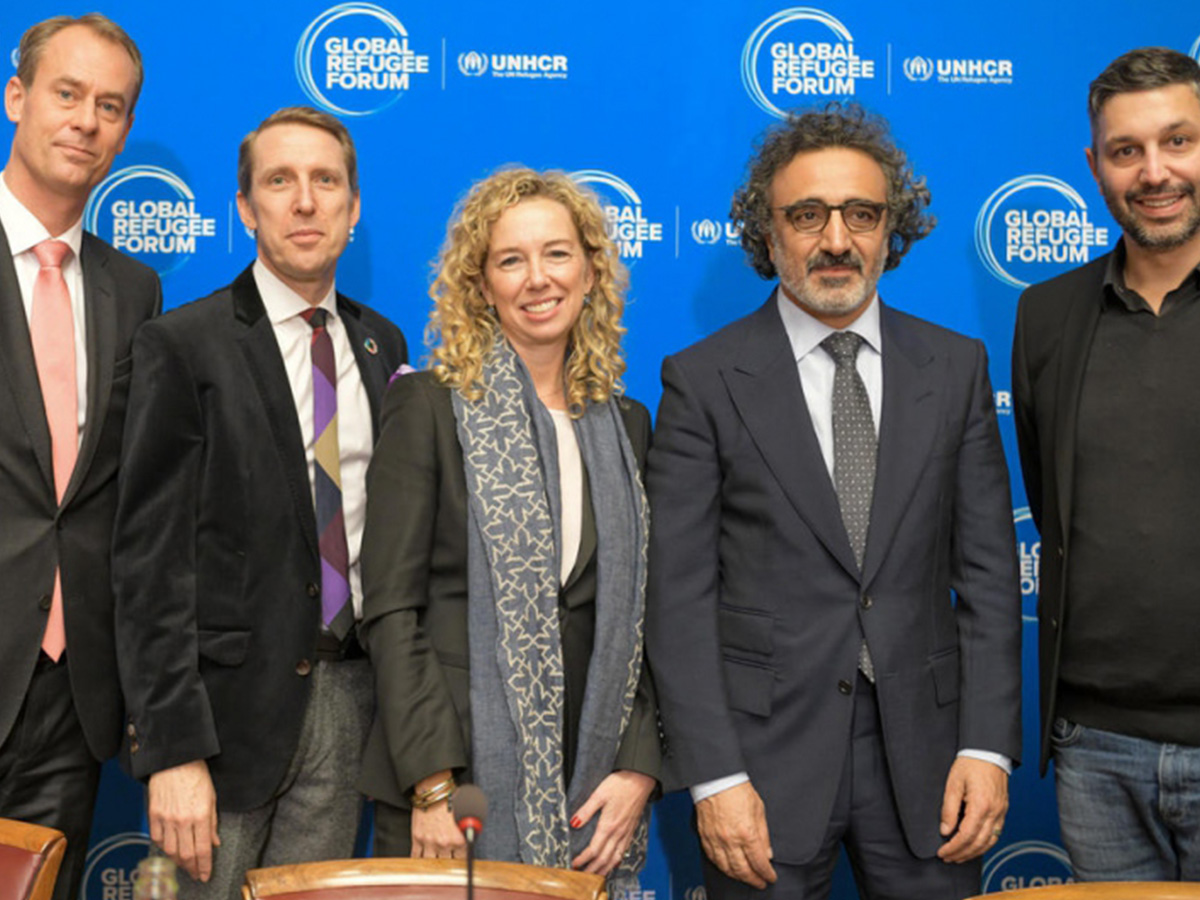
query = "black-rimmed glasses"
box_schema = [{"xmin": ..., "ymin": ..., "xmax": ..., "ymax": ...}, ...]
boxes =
[{"xmin": 775, "ymin": 200, "xmax": 888, "ymax": 234}]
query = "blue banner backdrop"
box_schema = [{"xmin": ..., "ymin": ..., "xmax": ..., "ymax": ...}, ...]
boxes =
[{"xmin": 3, "ymin": 2, "xmax": 1197, "ymax": 897}]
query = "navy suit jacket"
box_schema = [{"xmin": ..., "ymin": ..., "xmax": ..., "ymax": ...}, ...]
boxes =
[
  {"xmin": 646, "ymin": 294, "xmax": 1021, "ymax": 864},
  {"xmin": 0, "ymin": 222, "xmax": 160, "ymax": 760}
]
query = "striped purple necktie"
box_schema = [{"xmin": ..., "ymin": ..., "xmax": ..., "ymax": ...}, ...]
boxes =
[{"xmin": 301, "ymin": 307, "xmax": 353, "ymax": 640}]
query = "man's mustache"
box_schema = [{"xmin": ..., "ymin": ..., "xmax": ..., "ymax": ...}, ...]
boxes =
[
  {"xmin": 1126, "ymin": 180, "xmax": 1197, "ymax": 203},
  {"xmin": 807, "ymin": 250, "xmax": 863, "ymax": 274}
]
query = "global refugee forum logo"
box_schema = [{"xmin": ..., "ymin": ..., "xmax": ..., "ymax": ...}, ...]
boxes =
[
  {"xmin": 84, "ymin": 166, "xmax": 217, "ymax": 276},
  {"xmin": 81, "ymin": 832, "xmax": 152, "ymax": 900},
  {"xmin": 569, "ymin": 170, "xmax": 664, "ymax": 261},
  {"xmin": 741, "ymin": 7, "xmax": 876, "ymax": 118},
  {"xmin": 1014, "ymin": 507, "xmax": 1039, "ymax": 623},
  {"xmin": 981, "ymin": 840, "xmax": 1074, "ymax": 892},
  {"xmin": 296, "ymin": 3, "xmax": 429, "ymax": 116},
  {"xmin": 975, "ymin": 175, "xmax": 1110, "ymax": 290}
]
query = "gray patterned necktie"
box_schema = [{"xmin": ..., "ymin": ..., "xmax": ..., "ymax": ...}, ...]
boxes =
[{"xmin": 822, "ymin": 331, "xmax": 877, "ymax": 682}]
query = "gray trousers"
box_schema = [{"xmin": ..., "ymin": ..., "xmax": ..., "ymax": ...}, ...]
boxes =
[{"xmin": 176, "ymin": 658, "xmax": 373, "ymax": 900}]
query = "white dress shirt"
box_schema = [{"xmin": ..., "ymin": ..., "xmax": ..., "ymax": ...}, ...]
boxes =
[
  {"xmin": 0, "ymin": 171, "xmax": 89, "ymax": 440},
  {"xmin": 691, "ymin": 291, "xmax": 1008, "ymax": 804},
  {"xmin": 254, "ymin": 260, "xmax": 373, "ymax": 619}
]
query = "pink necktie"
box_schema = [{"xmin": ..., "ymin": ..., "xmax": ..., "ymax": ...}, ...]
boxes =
[{"xmin": 30, "ymin": 239, "xmax": 77, "ymax": 661}]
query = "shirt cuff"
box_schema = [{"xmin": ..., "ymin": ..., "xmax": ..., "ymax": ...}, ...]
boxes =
[
  {"xmin": 690, "ymin": 772, "xmax": 750, "ymax": 803},
  {"xmin": 957, "ymin": 748, "xmax": 1012, "ymax": 775}
]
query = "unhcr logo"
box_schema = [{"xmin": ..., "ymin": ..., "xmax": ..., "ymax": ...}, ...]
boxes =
[
  {"xmin": 691, "ymin": 219, "xmax": 722, "ymax": 245},
  {"xmin": 457, "ymin": 51, "xmax": 488, "ymax": 76},
  {"xmin": 690, "ymin": 218, "xmax": 741, "ymax": 247},
  {"xmin": 903, "ymin": 56, "xmax": 933, "ymax": 81}
]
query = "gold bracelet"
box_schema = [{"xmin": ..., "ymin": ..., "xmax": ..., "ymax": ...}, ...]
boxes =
[{"xmin": 412, "ymin": 777, "xmax": 456, "ymax": 810}]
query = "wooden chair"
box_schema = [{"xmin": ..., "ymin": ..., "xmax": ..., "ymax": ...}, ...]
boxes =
[
  {"xmin": 0, "ymin": 818, "xmax": 66, "ymax": 900},
  {"xmin": 967, "ymin": 883, "xmax": 1200, "ymax": 899},
  {"xmin": 242, "ymin": 858, "xmax": 606, "ymax": 900}
]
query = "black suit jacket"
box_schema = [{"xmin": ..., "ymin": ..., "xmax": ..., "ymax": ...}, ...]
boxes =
[
  {"xmin": 112, "ymin": 265, "xmax": 406, "ymax": 810},
  {"xmin": 646, "ymin": 295, "xmax": 1022, "ymax": 864},
  {"xmin": 0, "ymin": 222, "xmax": 160, "ymax": 760},
  {"xmin": 357, "ymin": 371, "xmax": 660, "ymax": 812},
  {"xmin": 1012, "ymin": 252, "xmax": 1111, "ymax": 773}
]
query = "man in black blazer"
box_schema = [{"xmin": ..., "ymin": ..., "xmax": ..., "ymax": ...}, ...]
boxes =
[
  {"xmin": 0, "ymin": 16, "xmax": 160, "ymax": 900},
  {"xmin": 1013, "ymin": 48, "xmax": 1200, "ymax": 881},
  {"xmin": 646, "ymin": 105, "xmax": 1021, "ymax": 900},
  {"xmin": 113, "ymin": 107, "xmax": 406, "ymax": 900}
]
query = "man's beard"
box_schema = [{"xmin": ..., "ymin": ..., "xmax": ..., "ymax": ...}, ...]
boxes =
[
  {"xmin": 775, "ymin": 240, "xmax": 886, "ymax": 318},
  {"xmin": 1101, "ymin": 177, "xmax": 1200, "ymax": 252}
]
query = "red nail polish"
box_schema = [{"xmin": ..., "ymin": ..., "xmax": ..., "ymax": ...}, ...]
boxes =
[{"xmin": 570, "ymin": 816, "xmax": 582, "ymax": 828}]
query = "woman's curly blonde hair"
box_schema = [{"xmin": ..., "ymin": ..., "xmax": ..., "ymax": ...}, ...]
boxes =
[{"xmin": 427, "ymin": 167, "xmax": 629, "ymax": 416}]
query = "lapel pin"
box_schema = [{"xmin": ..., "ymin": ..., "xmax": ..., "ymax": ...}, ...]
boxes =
[{"xmin": 364, "ymin": 337, "xmax": 379, "ymax": 355}]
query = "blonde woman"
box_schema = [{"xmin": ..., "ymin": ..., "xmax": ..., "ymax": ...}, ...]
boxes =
[{"xmin": 358, "ymin": 168, "xmax": 658, "ymax": 887}]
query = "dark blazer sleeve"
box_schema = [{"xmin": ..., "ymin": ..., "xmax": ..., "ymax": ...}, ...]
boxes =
[
  {"xmin": 645, "ymin": 354, "xmax": 747, "ymax": 791},
  {"xmin": 1012, "ymin": 289, "xmax": 1043, "ymax": 531},
  {"xmin": 949, "ymin": 340, "xmax": 1023, "ymax": 761},
  {"xmin": 359, "ymin": 374, "xmax": 469, "ymax": 797},
  {"xmin": 612, "ymin": 398, "xmax": 661, "ymax": 780},
  {"xmin": 113, "ymin": 316, "xmax": 220, "ymax": 778}
]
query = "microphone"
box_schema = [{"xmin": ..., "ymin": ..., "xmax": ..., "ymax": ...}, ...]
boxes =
[
  {"xmin": 452, "ymin": 783, "xmax": 487, "ymax": 900},
  {"xmin": 452, "ymin": 783, "xmax": 487, "ymax": 843}
]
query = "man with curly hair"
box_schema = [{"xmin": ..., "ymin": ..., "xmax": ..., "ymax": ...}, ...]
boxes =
[{"xmin": 646, "ymin": 103, "xmax": 1021, "ymax": 899}]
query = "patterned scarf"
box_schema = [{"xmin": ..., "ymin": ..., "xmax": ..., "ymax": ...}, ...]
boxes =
[{"xmin": 453, "ymin": 335, "xmax": 649, "ymax": 890}]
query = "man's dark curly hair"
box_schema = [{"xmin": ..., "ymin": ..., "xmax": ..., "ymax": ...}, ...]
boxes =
[{"xmin": 731, "ymin": 102, "xmax": 935, "ymax": 278}]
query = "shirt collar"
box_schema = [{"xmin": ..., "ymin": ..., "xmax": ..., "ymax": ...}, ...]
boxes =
[
  {"xmin": 776, "ymin": 287, "xmax": 882, "ymax": 362},
  {"xmin": 0, "ymin": 170, "xmax": 85, "ymax": 261},
  {"xmin": 1102, "ymin": 237, "xmax": 1200, "ymax": 312},
  {"xmin": 253, "ymin": 258, "xmax": 338, "ymax": 325}
]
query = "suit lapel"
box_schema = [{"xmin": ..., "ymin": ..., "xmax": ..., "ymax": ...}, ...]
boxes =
[
  {"xmin": 339, "ymin": 295, "xmax": 389, "ymax": 440},
  {"xmin": 63, "ymin": 233, "xmax": 117, "ymax": 507},
  {"xmin": 861, "ymin": 303, "xmax": 938, "ymax": 586},
  {"xmin": 0, "ymin": 222, "xmax": 54, "ymax": 493},
  {"xmin": 1052, "ymin": 267, "xmax": 1104, "ymax": 546},
  {"xmin": 232, "ymin": 266, "xmax": 320, "ymax": 561},
  {"xmin": 723, "ymin": 298, "xmax": 859, "ymax": 577}
]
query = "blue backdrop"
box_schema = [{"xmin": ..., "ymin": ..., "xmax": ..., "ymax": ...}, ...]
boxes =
[{"xmin": 3, "ymin": 2, "xmax": 1197, "ymax": 897}]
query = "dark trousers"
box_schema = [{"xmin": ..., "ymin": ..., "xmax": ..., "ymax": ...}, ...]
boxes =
[
  {"xmin": 703, "ymin": 676, "xmax": 980, "ymax": 900},
  {"xmin": 0, "ymin": 655, "xmax": 102, "ymax": 900}
]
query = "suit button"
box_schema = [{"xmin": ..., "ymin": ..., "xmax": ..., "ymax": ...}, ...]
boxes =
[
  {"xmin": 130, "ymin": 740, "xmax": 140, "ymax": 754},
  {"xmin": 838, "ymin": 679, "xmax": 853, "ymax": 695},
  {"xmin": 307, "ymin": 582, "xmax": 320, "ymax": 598},
  {"xmin": 127, "ymin": 723, "xmax": 136, "ymax": 737},
  {"xmin": 296, "ymin": 659, "xmax": 312, "ymax": 676},
  {"xmin": 37, "ymin": 594, "xmax": 51, "ymax": 610},
  {"xmin": 1050, "ymin": 618, "xmax": 1059, "ymax": 630},
  {"xmin": 860, "ymin": 595, "xmax": 873, "ymax": 610},
  {"xmin": 1057, "ymin": 546, "xmax": 1064, "ymax": 558}
]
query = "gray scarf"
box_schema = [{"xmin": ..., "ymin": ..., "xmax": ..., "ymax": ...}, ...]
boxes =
[{"xmin": 453, "ymin": 336, "xmax": 649, "ymax": 890}]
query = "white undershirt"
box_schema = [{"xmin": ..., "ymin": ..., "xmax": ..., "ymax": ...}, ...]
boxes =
[
  {"xmin": 254, "ymin": 260, "xmax": 374, "ymax": 618},
  {"xmin": 549, "ymin": 408, "xmax": 583, "ymax": 585}
]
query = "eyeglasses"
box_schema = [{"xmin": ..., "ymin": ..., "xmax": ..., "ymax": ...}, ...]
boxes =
[{"xmin": 775, "ymin": 200, "xmax": 888, "ymax": 234}]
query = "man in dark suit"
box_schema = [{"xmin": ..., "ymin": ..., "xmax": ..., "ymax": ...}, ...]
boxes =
[
  {"xmin": 646, "ymin": 104, "xmax": 1022, "ymax": 900},
  {"xmin": 113, "ymin": 106, "xmax": 406, "ymax": 900},
  {"xmin": 0, "ymin": 15, "xmax": 160, "ymax": 900},
  {"xmin": 1013, "ymin": 48, "xmax": 1200, "ymax": 881}
]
